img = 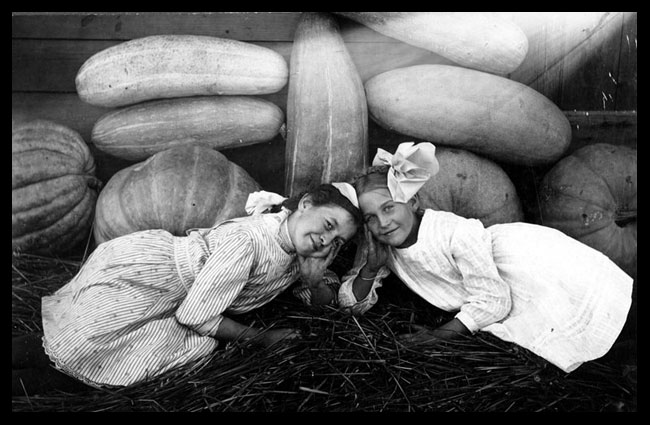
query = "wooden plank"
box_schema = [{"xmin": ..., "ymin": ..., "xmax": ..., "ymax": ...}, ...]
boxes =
[
  {"xmin": 506, "ymin": 12, "xmax": 626, "ymax": 110},
  {"xmin": 12, "ymin": 38, "xmax": 452, "ymax": 93},
  {"xmin": 615, "ymin": 12, "xmax": 637, "ymax": 110},
  {"xmin": 11, "ymin": 12, "xmax": 399, "ymax": 43}
]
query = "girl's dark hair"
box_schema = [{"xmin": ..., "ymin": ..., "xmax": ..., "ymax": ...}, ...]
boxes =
[{"xmin": 270, "ymin": 184, "xmax": 363, "ymax": 226}]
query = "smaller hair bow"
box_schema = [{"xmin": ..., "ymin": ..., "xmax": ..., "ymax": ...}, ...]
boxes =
[
  {"xmin": 372, "ymin": 142, "xmax": 439, "ymax": 203},
  {"xmin": 245, "ymin": 182, "xmax": 359, "ymax": 216}
]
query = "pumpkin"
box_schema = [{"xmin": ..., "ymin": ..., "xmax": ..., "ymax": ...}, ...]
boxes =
[
  {"xmin": 365, "ymin": 64, "xmax": 572, "ymax": 166},
  {"xmin": 91, "ymin": 96, "xmax": 285, "ymax": 161},
  {"xmin": 93, "ymin": 145, "xmax": 261, "ymax": 244},
  {"xmin": 334, "ymin": 12, "xmax": 528, "ymax": 75},
  {"xmin": 418, "ymin": 147, "xmax": 524, "ymax": 227},
  {"xmin": 76, "ymin": 35, "xmax": 289, "ymax": 108},
  {"xmin": 285, "ymin": 12, "xmax": 368, "ymax": 197},
  {"xmin": 12, "ymin": 119, "xmax": 101, "ymax": 254},
  {"xmin": 538, "ymin": 143, "xmax": 636, "ymax": 278}
]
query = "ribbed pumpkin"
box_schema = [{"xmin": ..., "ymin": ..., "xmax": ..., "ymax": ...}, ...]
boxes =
[
  {"xmin": 93, "ymin": 145, "xmax": 261, "ymax": 244},
  {"xmin": 538, "ymin": 143, "xmax": 637, "ymax": 278},
  {"xmin": 365, "ymin": 64, "xmax": 572, "ymax": 166},
  {"xmin": 91, "ymin": 96, "xmax": 285, "ymax": 161},
  {"xmin": 418, "ymin": 147, "xmax": 524, "ymax": 227},
  {"xmin": 285, "ymin": 12, "xmax": 368, "ymax": 197},
  {"xmin": 12, "ymin": 120, "xmax": 101, "ymax": 254}
]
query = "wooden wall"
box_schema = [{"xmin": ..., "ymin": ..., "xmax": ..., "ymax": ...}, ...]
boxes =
[{"xmin": 12, "ymin": 12, "xmax": 637, "ymax": 213}]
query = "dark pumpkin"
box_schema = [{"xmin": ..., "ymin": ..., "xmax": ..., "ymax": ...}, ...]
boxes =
[
  {"xmin": 12, "ymin": 119, "xmax": 101, "ymax": 254},
  {"xmin": 538, "ymin": 143, "xmax": 636, "ymax": 278}
]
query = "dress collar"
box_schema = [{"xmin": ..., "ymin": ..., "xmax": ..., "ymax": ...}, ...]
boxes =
[{"xmin": 277, "ymin": 209, "xmax": 296, "ymax": 255}]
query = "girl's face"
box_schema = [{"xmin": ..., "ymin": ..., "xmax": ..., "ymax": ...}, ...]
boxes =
[
  {"xmin": 288, "ymin": 197, "xmax": 358, "ymax": 258},
  {"xmin": 358, "ymin": 188, "xmax": 419, "ymax": 248}
]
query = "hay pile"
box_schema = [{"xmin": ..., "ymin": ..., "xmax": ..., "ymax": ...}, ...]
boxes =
[{"xmin": 12, "ymin": 253, "xmax": 636, "ymax": 412}]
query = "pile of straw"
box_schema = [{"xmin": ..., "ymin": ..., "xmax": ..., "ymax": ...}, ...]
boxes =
[{"xmin": 12, "ymin": 253, "xmax": 636, "ymax": 412}]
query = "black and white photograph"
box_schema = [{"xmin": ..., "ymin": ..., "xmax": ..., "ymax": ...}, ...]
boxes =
[{"xmin": 12, "ymin": 11, "xmax": 637, "ymax": 412}]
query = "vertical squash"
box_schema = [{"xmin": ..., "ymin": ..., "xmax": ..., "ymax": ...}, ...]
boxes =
[{"xmin": 285, "ymin": 12, "xmax": 368, "ymax": 197}]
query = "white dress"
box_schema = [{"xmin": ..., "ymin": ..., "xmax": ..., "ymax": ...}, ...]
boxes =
[{"xmin": 339, "ymin": 209, "xmax": 633, "ymax": 373}]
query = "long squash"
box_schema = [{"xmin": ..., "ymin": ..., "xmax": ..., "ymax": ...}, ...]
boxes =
[
  {"xmin": 365, "ymin": 64, "xmax": 572, "ymax": 166},
  {"xmin": 285, "ymin": 12, "xmax": 368, "ymax": 197},
  {"xmin": 76, "ymin": 35, "xmax": 289, "ymax": 107},
  {"xmin": 91, "ymin": 96, "xmax": 285, "ymax": 161},
  {"xmin": 334, "ymin": 12, "xmax": 528, "ymax": 75}
]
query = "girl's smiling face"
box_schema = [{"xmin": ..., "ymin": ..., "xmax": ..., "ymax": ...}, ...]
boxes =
[
  {"xmin": 358, "ymin": 188, "xmax": 420, "ymax": 248},
  {"xmin": 288, "ymin": 196, "xmax": 358, "ymax": 258}
]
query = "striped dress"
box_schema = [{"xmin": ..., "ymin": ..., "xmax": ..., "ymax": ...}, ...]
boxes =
[
  {"xmin": 339, "ymin": 209, "xmax": 633, "ymax": 373},
  {"xmin": 41, "ymin": 209, "xmax": 323, "ymax": 387}
]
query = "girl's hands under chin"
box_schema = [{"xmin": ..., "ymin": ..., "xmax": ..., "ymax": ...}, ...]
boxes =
[
  {"xmin": 365, "ymin": 225, "xmax": 389, "ymax": 273},
  {"xmin": 297, "ymin": 243, "xmax": 340, "ymax": 286}
]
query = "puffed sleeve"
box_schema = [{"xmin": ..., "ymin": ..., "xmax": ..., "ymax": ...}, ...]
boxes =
[
  {"xmin": 292, "ymin": 269, "xmax": 342, "ymax": 306},
  {"xmin": 338, "ymin": 240, "xmax": 391, "ymax": 316},
  {"xmin": 450, "ymin": 218, "xmax": 512, "ymax": 333},
  {"xmin": 175, "ymin": 231, "xmax": 254, "ymax": 336}
]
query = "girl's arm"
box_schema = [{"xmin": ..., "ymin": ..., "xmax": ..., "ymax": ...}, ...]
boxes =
[{"xmin": 207, "ymin": 316, "xmax": 299, "ymax": 348}]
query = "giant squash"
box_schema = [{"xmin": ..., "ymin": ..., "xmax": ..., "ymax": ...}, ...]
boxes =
[
  {"xmin": 418, "ymin": 147, "xmax": 524, "ymax": 227},
  {"xmin": 538, "ymin": 143, "xmax": 636, "ymax": 278},
  {"xmin": 12, "ymin": 120, "xmax": 101, "ymax": 254},
  {"xmin": 365, "ymin": 64, "xmax": 572, "ymax": 166},
  {"xmin": 93, "ymin": 145, "xmax": 260, "ymax": 244},
  {"xmin": 91, "ymin": 96, "xmax": 285, "ymax": 161},
  {"xmin": 334, "ymin": 12, "xmax": 528, "ymax": 75},
  {"xmin": 76, "ymin": 35, "xmax": 289, "ymax": 108},
  {"xmin": 285, "ymin": 12, "xmax": 368, "ymax": 197}
]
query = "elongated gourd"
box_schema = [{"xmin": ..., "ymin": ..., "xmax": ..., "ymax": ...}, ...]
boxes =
[
  {"xmin": 12, "ymin": 120, "xmax": 101, "ymax": 254},
  {"xmin": 91, "ymin": 96, "xmax": 285, "ymax": 161},
  {"xmin": 285, "ymin": 12, "xmax": 368, "ymax": 197},
  {"xmin": 93, "ymin": 145, "xmax": 260, "ymax": 244},
  {"xmin": 76, "ymin": 35, "xmax": 289, "ymax": 107},
  {"xmin": 365, "ymin": 64, "xmax": 572, "ymax": 166},
  {"xmin": 334, "ymin": 12, "xmax": 528, "ymax": 74}
]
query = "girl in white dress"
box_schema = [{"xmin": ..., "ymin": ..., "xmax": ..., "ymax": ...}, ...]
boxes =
[
  {"xmin": 338, "ymin": 142, "xmax": 633, "ymax": 373},
  {"xmin": 13, "ymin": 183, "xmax": 361, "ymax": 393}
]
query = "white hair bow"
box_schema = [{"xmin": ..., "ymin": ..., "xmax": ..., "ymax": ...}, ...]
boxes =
[{"xmin": 372, "ymin": 142, "xmax": 439, "ymax": 203}]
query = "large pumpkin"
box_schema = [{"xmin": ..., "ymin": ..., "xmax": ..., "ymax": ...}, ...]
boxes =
[
  {"xmin": 417, "ymin": 147, "xmax": 524, "ymax": 227},
  {"xmin": 93, "ymin": 145, "xmax": 261, "ymax": 244},
  {"xmin": 12, "ymin": 119, "xmax": 101, "ymax": 254},
  {"xmin": 538, "ymin": 143, "xmax": 636, "ymax": 278}
]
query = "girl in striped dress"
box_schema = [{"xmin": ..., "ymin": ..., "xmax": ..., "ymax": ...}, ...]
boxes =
[
  {"xmin": 339, "ymin": 142, "xmax": 633, "ymax": 373},
  {"xmin": 13, "ymin": 183, "xmax": 361, "ymax": 393}
]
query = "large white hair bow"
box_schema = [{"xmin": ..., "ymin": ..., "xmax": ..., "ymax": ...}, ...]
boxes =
[
  {"xmin": 245, "ymin": 182, "xmax": 359, "ymax": 216},
  {"xmin": 372, "ymin": 142, "xmax": 439, "ymax": 203}
]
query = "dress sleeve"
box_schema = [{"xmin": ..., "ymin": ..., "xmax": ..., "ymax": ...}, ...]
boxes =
[
  {"xmin": 292, "ymin": 268, "xmax": 342, "ymax": 307},
  {"xmin": 337, "ymin": 240, "xmax": 391, "ymax": 316},
  {"xmin": 175, "ymin": 231, "xmax": 254, "ymax": 336},
  {"xmin": 449, "ymin": 218, "xmax": 512, "ymax": 333}
]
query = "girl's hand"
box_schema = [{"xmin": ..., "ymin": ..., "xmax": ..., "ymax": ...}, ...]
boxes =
[
  {"xmin": 256, "ymin": 328, "xmax": 301, "ymax": 348},
  {"xmin": 398, "ymin": 324, "xmax": 438, "ymax": 346},
  {"xmin": 298, "ymin": 244, "xmax": 340, "ymax": 287},
  {"xmin": 364, "ymin": 225, "xmax": 389, "ymax": 273}
]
